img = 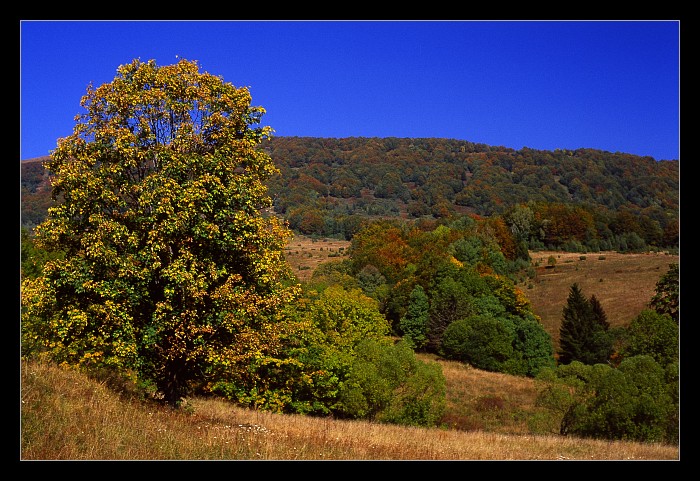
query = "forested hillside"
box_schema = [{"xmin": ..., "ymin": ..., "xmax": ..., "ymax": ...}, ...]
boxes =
[
  {"xmin": 21, "ymin": 136, "xmax": 679, "ymax": 253},
  {"xmin": 262, "ymin": 137, "xmax": 678, "ymax": 244}
]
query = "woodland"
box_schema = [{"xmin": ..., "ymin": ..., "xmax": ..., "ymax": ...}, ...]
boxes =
[{"xmin": 20, "ymin": 59, "xmax": 679, "ymax": 453}]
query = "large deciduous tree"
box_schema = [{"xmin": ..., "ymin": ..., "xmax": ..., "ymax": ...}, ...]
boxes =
[{"xmin": 21, "ymin": 58, "xmax": 299, "ymax": 406}]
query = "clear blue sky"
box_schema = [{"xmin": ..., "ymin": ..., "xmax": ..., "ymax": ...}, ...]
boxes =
[{"xmin": 20, "ymin": 20, "xmax": 680, "ymax": 161}]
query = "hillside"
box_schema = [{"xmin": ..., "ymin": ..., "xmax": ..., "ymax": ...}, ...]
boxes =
[
  {"xmin": 20, "ymin": 357, "xmax": 679, "ymax": 460},
  {"xmin": 526, "ymin": 250, "xmax": 678, "ymax": 344},
  {"xmin": 21, "ymin": 138, "xmax": 679, "ymax": 242}
]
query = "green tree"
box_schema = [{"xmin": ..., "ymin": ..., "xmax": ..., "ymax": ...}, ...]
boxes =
[
  {"xmin": 558, "ymin": 357, "xmax": 676, "ymax": 443},
  {"xmin": 305, "ymin": 285, "xmax": 390, "ymax": 349},
  {"xmin": 649, "ymin": 263, "xmax": 679, "ymax": 323},
  {"xmin": 441, "ymin": 314, "xmax": 515, "ymax": 372},
  {"xmin": 337, "ymin": 339, "xmax": 446, "ymax": 427},
  {"xmin": 21, "ymin": 58, "xmax": 299, "ymax": 407},
  {"xmin": 620, "ymin": 309, "xmax": 678, "ymax": 367},
  {"xmin": 558, "ymin": 283, "xmax": 613, "ymax": 365},
  {"xmin": 399, "ymin": 285, "xmax": 430, "ymax": 350}
]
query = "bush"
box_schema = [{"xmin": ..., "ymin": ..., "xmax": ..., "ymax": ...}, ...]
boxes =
[
  {"xmin": 337, "ymin": 339, "xmax": 446, "ymax": 427},
  {"xmin": 537, "ymin": 357, "xmax": 678, "ymax": 443},
  {"xmin": 441, "ymin": 315, "xmax": 514, "ymax": 372}
]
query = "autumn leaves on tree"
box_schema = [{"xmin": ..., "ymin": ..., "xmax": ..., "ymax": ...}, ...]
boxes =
[{"xmin": 21, "ymin": 59, "xmax": 298, "ymax": 406}]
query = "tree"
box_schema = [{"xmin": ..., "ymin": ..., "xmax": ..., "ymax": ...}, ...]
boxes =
[
  {"xmin": 589, "ymin": 294, "xmax": 610, "ymax": 330},
  {"xmin": 21, "ymin": 58, "xmax": 299, "ymax": 407},
  {"xmin": 537, "ymin": 357, "xmax": 677, "ymax": 443},
  {"xmin": 620, "ymin": 310, "xmax": 678, "ymax": 367},
  {"xmin": 399, "ymin": 285, "xmax": 430, "ymax": 350},
  {"xmin": 649, "ymin": 263, "xmax": 679, "ymax": 323},
  {"xmin": 558, "ymin": 283, "xmax": 613, "ymax": 365},
  {"xmin": 337, "ymin": 339, "xmax": 446, "ymax": 427}
]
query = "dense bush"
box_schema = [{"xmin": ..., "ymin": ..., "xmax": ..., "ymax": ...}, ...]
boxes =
[
  {"xmin": 536, "ymin": 356, "xmax": 678, "ymax": 443},
  {"xmin": 337, "ymin": 339, "xmax": 446, "ymax": 427}
]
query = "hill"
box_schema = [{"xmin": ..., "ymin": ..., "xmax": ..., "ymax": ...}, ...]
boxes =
[
  {"xmin": 20, "ymin": 357, "xmax": 679, "ymax": 460},
  {"xmin": 525, "ymin": 250, "xmax": 678, "ymax": 344},
  {"xmin": 21, "ymin": 138, "xmax": 679, "ymax": 246}
]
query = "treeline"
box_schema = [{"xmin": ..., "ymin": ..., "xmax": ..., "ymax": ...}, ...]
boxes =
[
  {"xmin": 21, "ymin": 136, "xmax": 679, "ymax": 253},
  {"xmin": 264, "ymin": 137, "xmax": 679, "ymax": 251}
]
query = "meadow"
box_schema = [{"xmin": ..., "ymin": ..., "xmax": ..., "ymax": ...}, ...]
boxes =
[
  {"xmin": 20, "ymin": 357, "xmax": 679, "ymax": 460},
  {"xmin": 20, "ymin": 243, "xmax": 680, "ymax": 460}
]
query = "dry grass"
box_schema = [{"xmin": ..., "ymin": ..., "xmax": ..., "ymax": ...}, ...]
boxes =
[
  {"xmin": 20, "ymin": 359, "xmax": 679, "ymax": 461},
  {"xmin": 525, "ymin": 250, "xmax": 679, "ymax": 346},
  {"xmin": 284, "ymin": 235, "xmax": 351, "ymax": 282}
]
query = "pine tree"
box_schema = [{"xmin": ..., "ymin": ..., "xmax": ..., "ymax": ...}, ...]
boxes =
[
  {"xmin": 589, "ymin": 294, "xmax": 610, "ymax": 330},
  {"xmin": 558, "ymin": 284, "xmax": 612, "ymax": 365}
]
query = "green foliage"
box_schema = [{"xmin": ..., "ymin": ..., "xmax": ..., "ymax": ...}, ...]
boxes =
[
  {"xmin": 649, "ymin": 263, "xmax": 679, "ymax": 323},
  {"xmin": 20, "ymin": 226, "xmax": 64, "ymax": 280},
  {"xmin": 337, "ymin": 339, "xmax": 446, "ymax": 427},
  {"xmin": 558, "ymin": 284, "xmax": 613, "ymax": 366},
  {"xmin": 536, "ymin": 357, "xmax": 678, "ymax": 443},
  {"xmin": 399, "ymin": 285, "xmax": 430, "ymax": 350},
  {"xmin": 305, "ymin": 285, "xmax": 390, "ymax": 351},
  {"xmin": 619, "ymin": 309, "xmax": 678, "ymax": 367},
  {"xmin": 441, "ymin": 315, "xmax": 515, "ymax": 372},
  {"xmin": 21, "ymin": 58, "xmax": 300, "ymax": 407}
]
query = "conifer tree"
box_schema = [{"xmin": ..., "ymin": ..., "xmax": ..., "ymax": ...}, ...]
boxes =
[
  {"xmin": 558, "ymin": 284, "xmax": 612, "ymax": 365},
  {"xmin": 399, "ymin": 285, "xmax": 430, "ymax": 350}
]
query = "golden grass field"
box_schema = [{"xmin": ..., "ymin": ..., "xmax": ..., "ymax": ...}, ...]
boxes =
[
  {"xmin": 284, "ymin": 235, "xmax": 351, "ymax": 281},
  {"xmin": 20, "ymin": 358, "xmax": 679, "ymax": 460},
  {"xmin": 525, "ymin": 250, "xmax": 679, "ymax": 345}
]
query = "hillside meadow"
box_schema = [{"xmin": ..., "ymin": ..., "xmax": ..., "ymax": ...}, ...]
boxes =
[
  {"xmin": 20, "ymin": 357, "xmax": 679, "ymax": 461},
  {"xmin": 525, "ymin": 250, "xmax": 678, "ymax": 346},
  {"xmin": 20, "ymin": 245, "xmax": 680, "ymax": 460}
]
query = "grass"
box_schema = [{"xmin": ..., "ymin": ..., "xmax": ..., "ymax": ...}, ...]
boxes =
[
  {"xmin": 284, "ymin": 235, "xmax": 351, "ymax": 282},
  {"xmin": 525, "ymin": 250, "xmax": 678, "ymax": 346},
  {"xmin": 20, "ymin": 357, "xmax": 679, "ymax": 461}
]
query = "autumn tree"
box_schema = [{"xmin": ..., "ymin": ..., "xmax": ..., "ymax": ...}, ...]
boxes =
[{"xmin": 20, "ymin": 58, "xmax": 299, "ymax": 407}]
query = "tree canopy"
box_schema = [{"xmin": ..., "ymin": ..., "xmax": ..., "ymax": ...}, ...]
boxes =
[{"xmin": 21, "ymin": 58, "xmax": 299, "ymax": 406}]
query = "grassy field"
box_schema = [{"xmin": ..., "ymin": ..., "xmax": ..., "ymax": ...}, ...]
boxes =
[
  {"xmin": 20, "ymin": 244, "xmax": 680, "ymax": 460},
  {"xmin": 525, "ymin": 250, "xmax": 678, "ymax": 346},
  {"xmin": 284, "ymin": 235, "xmax": 351, "ymax": 282},
  {"xmin": 20, "ymin": 358, "xmax": 679, "ymax": 460}
]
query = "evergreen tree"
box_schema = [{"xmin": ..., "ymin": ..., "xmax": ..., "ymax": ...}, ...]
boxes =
[
  {"xmin": 399, "ymin": 285, "xmax": 430, "ymax": 350},
  {"xmin": 558, "ymin": 284, "xmax": 612, "ymax": 365},
  {"xmin": 589, "ymin": 294, "xmax": 610, "ymax": 330}
]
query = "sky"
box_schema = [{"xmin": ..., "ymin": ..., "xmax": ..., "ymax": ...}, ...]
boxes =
[{"xmin": 20, "ymin": 20, "xmax": 680, "ymax": 161}]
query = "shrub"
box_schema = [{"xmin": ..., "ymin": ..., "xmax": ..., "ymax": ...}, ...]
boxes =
[
  {"xmin": 441, "ymin": 315, "xmax": 515, "ymax": 372},
  {"xmin": 337, "ymin": 339, "xmax": 446, "ymax": 427},
  {"xmin": 537, "ymin": 357, "xmax": 678, "ymax": 443}
]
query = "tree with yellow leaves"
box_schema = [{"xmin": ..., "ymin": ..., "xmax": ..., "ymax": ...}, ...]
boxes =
[{"xmin": 21, "ymin": 59, "xmax": 299, "ymax": 407}]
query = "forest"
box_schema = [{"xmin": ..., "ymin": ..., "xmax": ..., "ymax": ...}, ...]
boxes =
[
  {"xmin": 20, "ymin": 59, "xmax": 679, "ymax": 455},
  {"xmin": 21, "ymin": 136, "xmax": 679, "ymax": 253}
]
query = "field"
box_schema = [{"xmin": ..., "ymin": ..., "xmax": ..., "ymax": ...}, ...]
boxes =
[
  {"xmin": 20, "ymin": 358, "xmax": 679, "ymax": 460},
  {"xmin": 284, "ymin": 235, "xmax": 351, "ymax": 281},
  {"xmin": 525, "ymin": 250, "xmax": 678, "ymax": 345}
]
